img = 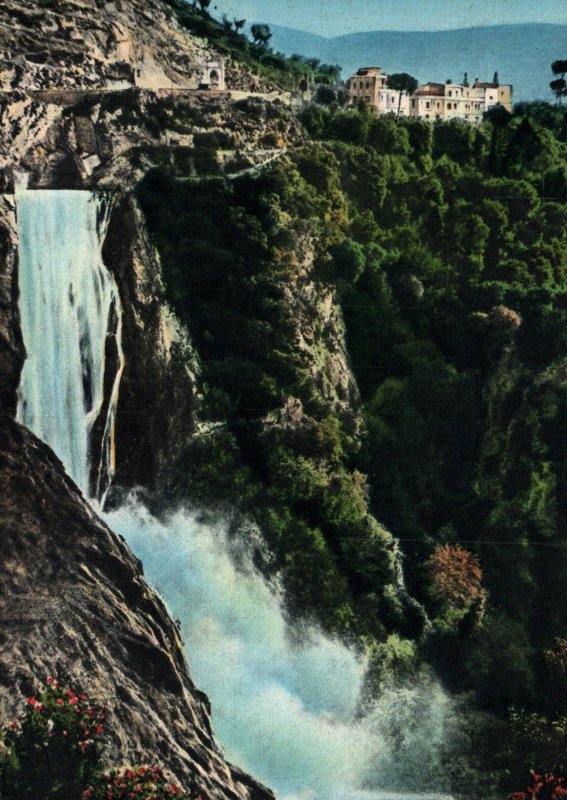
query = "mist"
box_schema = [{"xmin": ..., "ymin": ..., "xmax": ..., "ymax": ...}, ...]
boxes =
[{"xmin": 105, "ymin": 497, "xmax": 455, "ymax": 800}]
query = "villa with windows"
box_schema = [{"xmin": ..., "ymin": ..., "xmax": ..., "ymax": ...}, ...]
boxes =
[{"xmin": 348, "ymin": 67, "xmax": 513, "ymax": 124}]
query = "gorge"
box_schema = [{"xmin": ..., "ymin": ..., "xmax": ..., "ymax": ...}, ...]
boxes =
[{"xmin": 2, "ymin": 2, "xmax": 567, "ymax": 799}]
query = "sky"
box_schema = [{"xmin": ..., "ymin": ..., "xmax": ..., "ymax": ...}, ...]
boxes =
[{"xmin": 211, "ymin": 0, "xmax": 567, "ymax": 37}]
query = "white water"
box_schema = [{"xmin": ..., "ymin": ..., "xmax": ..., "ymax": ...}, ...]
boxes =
[
  {"xmin": 105, "ymin": 499, "xmax": 456, "ymax": 800},
  {"xmin": 16, "ymin": 189, "xmax": 124, "ymax": 498}
]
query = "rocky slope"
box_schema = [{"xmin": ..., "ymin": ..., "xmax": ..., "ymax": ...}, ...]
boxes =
[
  {"xmin": 0, "ymin": 0, "xmax": 305, "ymax": 475},
  {"xmin": 0, "ymin": 0, "xmax": 265, "ymax": 93},
  {"xmin": 0, "ymin": 414, "xmax": 274, "ymax": 800}
]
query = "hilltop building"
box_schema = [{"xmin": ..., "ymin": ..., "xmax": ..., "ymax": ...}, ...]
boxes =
[
  {"xmin": 348, "ymin": 67, "xmax": 512, "ymax": 124},
  {"xmin": 348, "ymin": 67, "xmax": 410, "ymax": 116}
]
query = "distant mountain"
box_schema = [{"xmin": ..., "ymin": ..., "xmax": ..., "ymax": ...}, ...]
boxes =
[{"xmin": 267, "ymin": 23, "xmax": 567, "ymax": 103}]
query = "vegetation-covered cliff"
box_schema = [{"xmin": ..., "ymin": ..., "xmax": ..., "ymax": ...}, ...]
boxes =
[{"xmin": 136, "ymin": 104, "xmax": 567, "ymax": 795}]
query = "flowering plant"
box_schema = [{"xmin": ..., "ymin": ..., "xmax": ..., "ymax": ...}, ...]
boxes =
[
  {"xmin": 83, "ymin": 765, "xmax": 190, "ymax": 799},
  {"xmin": 0, "ymin": 677, "xmax": 107, "ymax": 799},
  {"xmin": 512, "ymin": 770, "xmax": 567, "ymax": 799}
]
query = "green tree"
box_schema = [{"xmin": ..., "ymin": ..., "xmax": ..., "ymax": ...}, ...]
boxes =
[
  {"xmin": 551, "ymin": 60, "xmax": 567, "ymax": 80},
  {"xmin": 331, "ymin": 238, "xmax": 366, "ymax": 285},
  {"xmin": 250, "ymin": 23, "xmax": 272, "ymax": 46},
  {"xmin": 550, "ymin": 78, "xmax": 567, "ymax": 105},
  {"xmin": 386, "ymin": 72, "xmax": 418, "ymax": 118},
  {"xmin": 550, "ymin": 62, "xmax": 567, "ymax": 113}
]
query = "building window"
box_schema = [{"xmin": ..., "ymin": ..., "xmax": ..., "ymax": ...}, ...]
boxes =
[
  {"xmin": 448, "ymin": 90, "xmax": 452, "ymax": 97},
  {"xmin": 426, "ymin": 101, "xmax": 430, "ymax": 108}
]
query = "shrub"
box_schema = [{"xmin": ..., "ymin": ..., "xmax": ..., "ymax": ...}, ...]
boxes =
[
  {"xmin": 83, "ymin": 766, "xmax": 189, "ymax": 799},
  {"xmin": 426, "ymin": 543, "xmax": 486, "ymax": 611},
  {"xmin": 511, "ymin": 770, "xmax": 567, "ymax": 799},
  {"xmin": 0, "ymin": 678, "xmax": 107, "ymax": 799}
]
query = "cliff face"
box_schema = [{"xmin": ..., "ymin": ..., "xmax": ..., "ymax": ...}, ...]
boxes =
[
  {"xmin": 0, "ymin": 0, "xmax": 266, "ymax": 93},
  {"xmin": 0, "ymin": 195, "xmax": 23, "ymax": 416},
  {"xmin": 0, "ymin": 0, "xmax": 301, "ymax": 190},
  {"xmin": 0, "ymin": 415, "xmax": 274, "ymax": 800},
  {"xmin": 101, "ymin": 192, "xmax": 200, "ymax": 495}
]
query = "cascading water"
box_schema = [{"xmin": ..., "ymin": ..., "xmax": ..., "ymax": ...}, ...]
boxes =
[
  {"xmin": 106, "ymin": 499, "xmax": 457, "ymax": 800},
  {"xmin": 15, "ymin": 189, "xmax": 455, "ymax": 800},
  {"xmin": 16, "ymin": 188, "xmax": 124, "ymax": 499}
]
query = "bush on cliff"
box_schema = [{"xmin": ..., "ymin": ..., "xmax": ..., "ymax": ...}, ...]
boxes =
[{"xmin": 0, "ymin": 680, "xmax": 189, "ymax": 800}]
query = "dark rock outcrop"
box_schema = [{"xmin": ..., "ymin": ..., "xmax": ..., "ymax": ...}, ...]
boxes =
[
  {"xmin": 102, "ymin": 192, "xmax": 199, "ymax": 495},
  {"xmin": 0, "ymin": 195, "xmax": 24, "ymax": 415},
  {"xmin": 0, "ymin": 415, "xmax": 274, "ymax": 800}
]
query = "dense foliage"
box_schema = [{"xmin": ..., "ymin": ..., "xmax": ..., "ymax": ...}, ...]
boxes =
[{"xmin": 138, "ymin": 101, "xmax": 567, "ymax": 796}]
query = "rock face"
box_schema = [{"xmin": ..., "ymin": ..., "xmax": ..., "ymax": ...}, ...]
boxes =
[
  {"xmin": 102, "ymin": 192, "xmax": 199, "ymax": 495},
  {"xmin": 0, "ymin": 0, "xmax": 302, "ymax": 190},
  {"xmin": 0, "ymin": 194, "xmax": 24, "ymax": 416},
  {"xmin": 276, "ymin": 234, "xmax": 360, "ymax": 424},
  {"xmin": 0, "ymin": 415, "xmax": 274, "ymax": 800}
]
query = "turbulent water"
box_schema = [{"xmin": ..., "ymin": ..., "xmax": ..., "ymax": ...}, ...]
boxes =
[
  {"xmin": 106, "ymin": 499, "xmax": 456, "ymax": 800},
  {"xmin": 16, "ymin": 189, "xmax": 124, "ymax": 498}
]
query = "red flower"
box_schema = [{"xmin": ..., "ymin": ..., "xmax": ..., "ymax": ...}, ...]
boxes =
[
  {"xmin": 56, "ymin": 699, "xmax": 64, "ymax": 706},
  {"xmin": 27, "ymin": 697, "xmax": 37, "ymax": 706}
]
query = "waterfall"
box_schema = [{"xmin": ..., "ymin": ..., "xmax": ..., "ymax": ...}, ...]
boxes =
[
  {"xmin": 14, "ymin": 188, "xmax": 455, "ymax": 800},
  {"xmin": 16, "ymin": 189, "xmax": 124, "ymax": 499}
]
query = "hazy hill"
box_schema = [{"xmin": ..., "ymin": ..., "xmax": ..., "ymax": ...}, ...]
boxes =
[{"xmin": 268, "ymin": 23, "xmax": 567, "ymax": 102}]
